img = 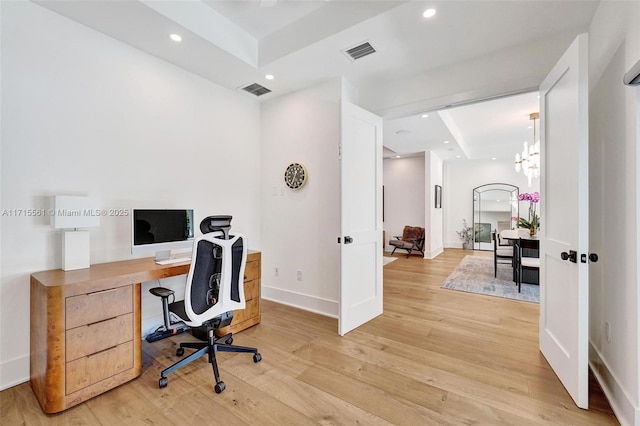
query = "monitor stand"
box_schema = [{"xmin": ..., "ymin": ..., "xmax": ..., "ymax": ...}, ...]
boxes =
[
  {"xmin": 154, "ymin": 250, "xmax": 171, "ymax": 262},
  {"xmin": 154, "ymin": 249, "xmax": 192, "ymax": 265}
]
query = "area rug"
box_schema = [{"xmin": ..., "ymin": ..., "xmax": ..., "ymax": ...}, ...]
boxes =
[
  {"xmin": 383, "ymin": 257, "xmax": 397, "ymax": 266},
  {"xmin": 441, "ymin": 255, "xmax": 539, "ymax": 303}
]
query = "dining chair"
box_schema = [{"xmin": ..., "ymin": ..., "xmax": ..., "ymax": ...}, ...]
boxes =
[
  {"xmin": 492, "ymin": 230, "xmax": 513, "ymax": 277},
  {"xmin": 515, "ymin": 238, "xmax": 540, "ymax": 292}
]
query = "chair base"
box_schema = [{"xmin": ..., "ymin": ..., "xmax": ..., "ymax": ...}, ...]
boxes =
[
  {"xmin": 390, "ymin": 246, "xmax": 424, "ymax": 258},
  {"xmin": 159, "ymin": 326, "xmax": 261, "ymax": 393}
]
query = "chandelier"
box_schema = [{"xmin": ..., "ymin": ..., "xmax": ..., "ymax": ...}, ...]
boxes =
[{"xmin": 515, "ymin": 112, "xmax": 540, "ymax": 187}]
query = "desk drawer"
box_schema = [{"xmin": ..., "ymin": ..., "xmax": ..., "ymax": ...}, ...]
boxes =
[
  {"xmin": 244, "ymin": 279, "xmax": 260, "ymax": 301},
  {"xmin": 66, "ymin": 313, "xmax": 133, "ymax": 362},
  {"xmin": 66, "ymin": 285, "xmax": 132, "ymax": 329},
  {"xmin": 244, "ymin": 261, "xmax": 260, "ymax": 282},
  {"xmin": 66, "ymin": 341, "xmax": 133, "ymax": 394},
  {"xmin": 231, "ymin": 297, "xmax": 259, "ymax": 324}
]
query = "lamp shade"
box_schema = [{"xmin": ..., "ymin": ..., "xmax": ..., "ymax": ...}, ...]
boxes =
[{"xmin": 53, "ymin": 196, "xmax": 100, "ymax": 229}]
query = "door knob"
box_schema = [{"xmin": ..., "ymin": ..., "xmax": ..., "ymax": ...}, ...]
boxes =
[
  {"xmin": 589, "ymin": 253, "xmax": 599, "ymax": 262},
  {"xmin": 561, "ymin": 250, "xmax": 577, "ymax": 263},
  {"xmin": 344, "ymin": 236, "xmax": 353, "ymax": 244}
]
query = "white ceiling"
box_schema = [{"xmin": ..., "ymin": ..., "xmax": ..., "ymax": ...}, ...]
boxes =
[
  {"xmin": 34, "ymin": 0, "xmax": 599, "ymax": 163},
  {"xmin": 384, "ymin": 91, "xmax": 541, "ymax": 161}
]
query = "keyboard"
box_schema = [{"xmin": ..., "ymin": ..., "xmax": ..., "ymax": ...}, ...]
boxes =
[{"xmin": 155, "ymin": 257, "xmax": 191, "ymax": 265}]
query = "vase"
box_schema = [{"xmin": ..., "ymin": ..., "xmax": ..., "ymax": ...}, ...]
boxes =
[
  {"xmin": 462, "ymin": 243, "xmax": 471, "ymax": 250},
  {"xmin": 530, "ymin": 227, "xmax": 537, "ymax": 237}
]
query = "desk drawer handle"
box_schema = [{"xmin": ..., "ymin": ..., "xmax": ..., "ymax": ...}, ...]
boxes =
[
  {"xmin": 88, "ymin": 345, "xmax": 118, "ymax": 357},
  {"xmin": 87, "ymin": 288, "xmax": 119, "ymax": 296},
  {"xmin": 86, "ymin": 316, "xmax": 118, "ymax": 327}
]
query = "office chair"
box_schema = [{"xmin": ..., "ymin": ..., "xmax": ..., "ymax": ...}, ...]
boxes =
[{"xmin": 149, "ymin": 215, "xmax": 261, "ymax": 393}]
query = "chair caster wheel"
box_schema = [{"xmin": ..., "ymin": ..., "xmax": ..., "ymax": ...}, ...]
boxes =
[
  {"xmin": 176, "ymin": 347, "xmax": 184, "ymax": 356},
  {"xmin": 214, "ymin": 381, "xmax": 226, "ymax": 393},
  {"xmin": 159, "ymin": 377, "xmax": 168, "ymax": 388},
  {"xmin": 225, "ymin": 337, "xmax": 233, "ymax": 345},
  {"xmin": 253, "ymin": 353, "xmax": 262, "ymax": 363}
]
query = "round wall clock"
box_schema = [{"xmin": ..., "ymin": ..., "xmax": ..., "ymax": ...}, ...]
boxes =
[{"xmin": 284, "ymin": 162, "xmax": 308, "ymax": 190}]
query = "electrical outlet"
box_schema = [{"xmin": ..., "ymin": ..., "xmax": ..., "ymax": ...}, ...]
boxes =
[
  {"xmin": 296, "ymin": 270, "xmax": 302, "ymax": 281},
  {"xmin": 274, "ymin": 267, "xmax": 279, "ymax": 277},
  {"xmin": 605, "ymin": 321, "xmax": 611, "ymax": 342}
]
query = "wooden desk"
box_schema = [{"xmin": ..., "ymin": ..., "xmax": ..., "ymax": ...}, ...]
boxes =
[{"xmin": 30, "ymin": 251, "xmax": 261, "ymax": 413}]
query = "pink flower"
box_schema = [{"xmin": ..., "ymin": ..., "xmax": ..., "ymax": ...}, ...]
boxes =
[
  {"xmin": 518, "ymin": 192, "xmax": 540, "ymax": 203},
  {"xmin": 531, "ymin": 192, "xmax": 540, "ymax": 203}
]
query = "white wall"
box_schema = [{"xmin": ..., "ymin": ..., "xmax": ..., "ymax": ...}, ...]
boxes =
[
  {"xmin": 260, "ymin": 79, "xmax": 342, "ymax": 317},
  {"xmin": 443, "ymin": 159, "xmax": 538, "ymax": 249},
  {"xmin": 0, "ymin": 2, "xmax": 261, "ymax": 390},
  {"xmin": 382, "ymin": 156, "xmax": 425, "ymax": 251},
  {"xmin": 425, "ymin": 151, "xmax": 444, "ymax": 258},
  {"xmin": 588, "ymin": 2, "xmax": 640, "ymax": 425}
]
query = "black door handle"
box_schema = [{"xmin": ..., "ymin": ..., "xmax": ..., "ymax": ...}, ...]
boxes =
[
  {"xmin": 344, "ymin": 236, "xmax": 353, "ymax": 244},
  {"xmin": 561, "ymin": 250, "xmax": 577, "ymax": 263},
  {"xmin": 589, "ymin": 253, "xmax": 599, "ymax": 262}
]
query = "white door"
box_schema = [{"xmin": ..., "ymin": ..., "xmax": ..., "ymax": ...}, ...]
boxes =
[
  {"xmin": 339, "ymin": 100, "xmax": 383, "ymax": 336},
  {"xmin": 539, "ymin": 33, "xmax": 590, "ymax": 409}
]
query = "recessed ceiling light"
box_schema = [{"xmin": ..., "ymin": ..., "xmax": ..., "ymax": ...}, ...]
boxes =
[
  {"xmin": 396, "ymin": 155, "xmax": 401, "ymax": 158},
  {"xmin": 492, "ymin": 157, "xmax": 497, "ymax": 160},
  {"xmin": 443, "ymin": 140, "xmax": 450, "ymax": 144},
  {"xmin": 170, "ymin": 34, "xmax": 182, "ymax": 42},
  {"xmin": 421, "ymin": 113, "xmax": 429, "ymax": 118},
  {"xmin": 265, "ymin": 74, "xmax": 274, "ymax": 80},
  {"xmin": 528, "ymin": 126, "xmax": 533, "ymax": 129},
  {"xmin": 456, "ymin": 155, "xmax": 461, "ymax": 158},
  {"xmin": 423, "ymin": 8, "xmax": 436, "ymax": 18},
  {"xmin": 537, "ymin": 95, "xmax": 541, "ymax": 99}
]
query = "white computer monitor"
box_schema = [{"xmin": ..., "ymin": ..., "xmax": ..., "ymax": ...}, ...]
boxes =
[{"xmin": 131, "ymin": 209, "xmax": 194, "ymax": 260}]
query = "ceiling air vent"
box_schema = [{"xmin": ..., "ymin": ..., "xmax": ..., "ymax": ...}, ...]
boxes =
[
  {"xmin": 241, "ymin": 83, "xmax": 272, "ymax": 97},
  {"xmin": 343, "ymin": 41, "xmax": 376, "ymax": 61}
]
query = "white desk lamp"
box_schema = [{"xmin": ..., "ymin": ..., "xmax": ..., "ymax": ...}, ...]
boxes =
[{"xmin": 53, "ymin": 196, "xmax": 100, "ymax": 271}]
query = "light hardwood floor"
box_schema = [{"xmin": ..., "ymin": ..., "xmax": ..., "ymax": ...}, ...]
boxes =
[{"xmin": 2, "ymin": 249, "xmax": 618, "ymax": 425}]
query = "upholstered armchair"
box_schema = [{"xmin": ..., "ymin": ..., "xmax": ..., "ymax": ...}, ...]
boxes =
[{"xmin": 389, "ymin": 226, "xmax": 425, "ymax": 258}]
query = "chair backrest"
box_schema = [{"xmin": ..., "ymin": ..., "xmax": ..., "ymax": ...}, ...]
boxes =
[
  {"xmin": 401, "ymin": 226, "xmax": 425, "ymax": 249},
  {"xmin": 518, "ymin": 237, "xmax": 539, "ymax": 258},
  {"xmin": 498, "ymin": 230, "xmax": 517, "ymax": 246},
  {"xmin": 183, "ymin": 231, "xmax": 247, "ymax": 326},
  {"xmin": 417, "ymin": 227, "xmax": 425, "ymax": 250},
  {"xmin": 401, "ymin": 226, "xmax": 423, "ymax": 240}
]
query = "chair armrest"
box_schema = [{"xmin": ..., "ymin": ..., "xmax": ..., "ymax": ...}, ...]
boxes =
[{"xmin": 149, "ymin": 287, "xmax": 174, "ymax": 298}]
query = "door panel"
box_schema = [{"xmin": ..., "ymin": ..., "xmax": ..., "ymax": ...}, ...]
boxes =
[
  {"xmin": 539, "ymin": 33, "xmax": 589, "ymax": 409},
  {"xmin": 339, "ymin": 101, "xmax": 383, "ymax": 336}
]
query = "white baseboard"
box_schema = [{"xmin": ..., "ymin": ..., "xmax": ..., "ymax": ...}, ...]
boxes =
[
  {"xmin": 445, "ymin": 242, "xmax": 464, "ymax": 249},
  {"xmin": 589, "ymin": 342, "xmax": 639, "ymax": 426},
  {"xmin": 0, "ymin": 354, "xmax": 29, "ymax": 391},
  {"xmin": 261, "ymin": 285, "xmax": 338, "ymax": 318},
  {"xmin": 424, "ymin": 247, "xmax": 444, "ymax": 259}
]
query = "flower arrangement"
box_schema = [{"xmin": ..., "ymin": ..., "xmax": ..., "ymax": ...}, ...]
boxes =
[
  {"xmin": 456, "ymin": 219, "xmax": 473, "ymax": 247},
  {"xmin": 518, "ymin": 191, "xmax": 540, "ymax": 231}
]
